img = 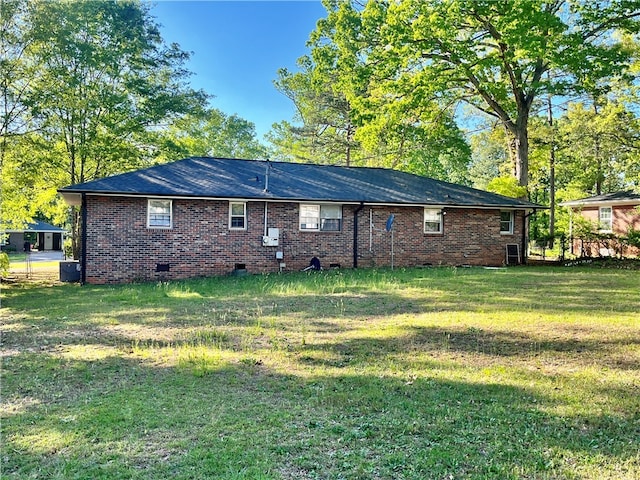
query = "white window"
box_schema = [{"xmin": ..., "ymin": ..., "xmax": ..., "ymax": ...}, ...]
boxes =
[
  {"xmin": 300, "ymin": 204, "xmax": 342, "ymax": 231},
  {"xmin": 598, "ymin": 207, "xmax": 612, "ymax": 232},
  {"xmin": 500, "ymin": 211, "xmax": 514, "ymax": 234},
  {"xmin": 229, "ymin": 202, "xmax": 247, "ymax": 230},
  {"xmin": 424, "ymin": 208, "xmax": 443, "ymax": 234},
  {"xmin": 148, "ymin": 199, "xmax": 172, "ymax": 228}
]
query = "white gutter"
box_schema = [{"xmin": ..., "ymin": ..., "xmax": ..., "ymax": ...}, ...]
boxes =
[
  {"xmin": 60, "ymin": 191, "xmax": 537, "ymax": 211},
  {"xmin": 560, "ymin": 199, "xmax": 640, "ymax": 207}
]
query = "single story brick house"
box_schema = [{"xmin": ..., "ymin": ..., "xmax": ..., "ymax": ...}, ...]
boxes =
[
  {"xmin": 1, "ymin": 220, "xmax": 65, "ymax": 252},
  {"xmin": 58, "ymin": 157, "xmax": 541, "ymax": 284},
  {"xmin": 561, "ymin": 190, "xmax": 640, "ymax": 257}
]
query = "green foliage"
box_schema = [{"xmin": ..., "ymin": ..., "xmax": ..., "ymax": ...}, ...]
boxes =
[
  {"xmin": 3, "ymin": 0, "xmax": 269, "ymax": 243},
  {"xmin": 302, "ymin": 0, "xmax": 640, "ymax": 188},
  {"xmin": 270, "ymin": 1, "xmax": 472, "ymax": 181},
  {"xmin": 0, "ymin": 133, "xmax": 68, "ymax": 229},
  {"xmin": 22, "ymin": 0, "xmax": 206, "ymax": 181},
  {"xmin": 2, "ymin": 267, "xmax": 639, "ymax": 478},
  {"xmin": 627, "ymin": 227, "xmax": 640, "ymax": 249},
  {"xmin": 556, "ymin": 101, "xmax": 640, "ymax": 194},
  {"xmin": 1, "ymin": 0, "xmax": 209, "ymax": 254},
  {"xmin": 63, "ymin": 237, "xmax": 73, "ymax": 259},
  {"xmin": 271, "ymin": 58, "xmax": 359, "ymax": 165},
  {"xmin": 0, "ymin": 252, "xmax": 9, "ymax": 277},
  {"xmin": 469, "ymin": 125, "xmax": 510, "ymax": 190},
  {"xmin": 486, "ymin": 176, "xmax": 528, "ymax": 199},
  {"xmin": 566, "ymin": 214, "xmax": 640, "ymax": 258},
  {"xmin": 156, "ymin": 108, "xmax": 268, "ymax": 162}
]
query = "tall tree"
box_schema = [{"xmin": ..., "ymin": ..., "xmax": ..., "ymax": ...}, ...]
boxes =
[
  {"xmin": 272, "ymin": 5, "xmax": 472, "ymax": 183},
  {"xmin": 272, "ymin": 58, "xmax": 359, "ymax": 165},
  {"xmin": 1, "ymin": 0, "xmax": 206, "ymax": 256},
  {"xmin": 26, "ymin": 0, "xmax": 205, "ymax": 182},
  {"xmin": 468, "ymin": 123, "xmax": 510, "ymax": 190},
  {"xmin": 312, "ymin": 0, "xmax": 640, "ymax": 189},
  {"xmin": 156, "ymin": 107, "xmax": 268, "ymax": 161},
  {"xmin": 0, "ymin": 0, "xmax": 37, "ymax": 164},
  {"xmin": 556, "ymin": 100, "xmax": 640, "ymax": 195}
]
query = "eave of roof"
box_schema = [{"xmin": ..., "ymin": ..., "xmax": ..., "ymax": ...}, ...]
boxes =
[
  {"xmin": 2, "ymin": 220, "xmax": 66, "ymax": 233},
  {"xmin": 560, "ymin": 190, "xmax": 640, "ymax": 207},
  {"xmin": 58, "ymin": 157, "xmax": 542, "ymax": 210}
]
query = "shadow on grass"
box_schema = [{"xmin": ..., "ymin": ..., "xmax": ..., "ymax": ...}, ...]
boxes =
[
  {"xmin": 297, "ymin": 323, "xmax": 640, "ymax": 372},
  {"xmin": 2, "ymin": 353, "xmax": 639, "ymax": 480},
  {"xmin": 3, "ymin": 267, "xmax": 638, "ymax": 328},
  {"xmin": 3, "ymin": 267, "xmax": 638, "ymax": 372},
  {"xmin": 2, "ymin": 267, "xmax": 639, "ymax": 478}
]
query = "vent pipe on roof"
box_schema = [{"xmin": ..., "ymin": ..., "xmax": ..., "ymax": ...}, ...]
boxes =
[{"xmin": 263, "ymin": 159, "xmax": 271, "ymax": 193}]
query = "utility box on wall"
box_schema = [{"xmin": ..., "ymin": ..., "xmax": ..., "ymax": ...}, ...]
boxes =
[{"xmin": 262, "ymin": 228, "xmax": 280, "ymax": 247}]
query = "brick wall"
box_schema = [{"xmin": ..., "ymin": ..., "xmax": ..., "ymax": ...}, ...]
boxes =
[
  {"xmin": 577, "ymin": 205, "xmax": 640, "ymax": 235},
  {"xmin": 570, "ymin": 205, "xmax": 640, "ymax": 257},
  {"xmin": 84, "ymin": 196, "xmax": 526, "ymax": 284}
]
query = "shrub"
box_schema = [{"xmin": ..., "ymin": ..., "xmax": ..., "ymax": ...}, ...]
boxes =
[
  {"xmin": 0, "ymin": 252, "xmax": 9, "ymax": 278},
  {"xmin": 627, "ymin": 228, "xmax": 640, "ymax": 250},
  {"xmin": 64, "ymin": 238, "xmax": 74, "ymax": 258}
]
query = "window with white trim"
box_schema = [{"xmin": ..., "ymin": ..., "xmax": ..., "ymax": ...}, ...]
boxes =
[
  {"xmin": 147, "ymin": 199, "xmax": 172, "ymax": 228},
  {"xmin": 598, "ymin": 206, "xmax": 612, "ymax": 232},
  {"xmin": 424, "ymin": 208, "xmax": 443, "ymax": 234},
  {"xmin": 229, "ymin": 202, "xmax": 247, "ymax": 230},
  {"xmin": 299, "ymin": 204, "xmax": 342, "ymax": 231},
  {"xmin": 500, "ymin": 211, "xmax": 514, "ymax": 234}
]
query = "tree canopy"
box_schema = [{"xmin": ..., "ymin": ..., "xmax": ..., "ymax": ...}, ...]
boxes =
[
  {"xmin": 1, "ymin": 0, "xmax": 266, "ymax": 255},
  {"xmin": 276, "ymin": 0, "xmax": 639, "ymax": 189},
  {"xmin": 3, "ymin": 0, "xmax": 639, "ymax": 252},
  {"xmin": 269, "ymin": 7, "xmax": 472, "ymax": 184}
]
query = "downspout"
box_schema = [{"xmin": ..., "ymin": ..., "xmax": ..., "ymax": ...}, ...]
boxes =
[
  {"xmin": 81, "ymin": 193, "xmax": 87, "ymax": 284},
  {"xmin": 523, "ymin": 209, "xmax": 535, "ymax": 265},
  {"xmin": 369, "ymin": 208, "xmax": 373, "ymax": 252},
  {"xmin": 353, "ymin": 202, "xmax": 364, "ymax": 268},
  {"xmin": 263, "ymin": 202, "xmax": 268, "ymax": 237}
]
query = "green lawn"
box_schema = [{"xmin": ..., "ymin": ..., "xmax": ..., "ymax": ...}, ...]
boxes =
[
  {"xmin": 6, "ymin": 252, "xmax": 60, "ymax": 272},
  {"xmin": 2, "ymin": 266, "xmax": 639, "ymax": 479}
]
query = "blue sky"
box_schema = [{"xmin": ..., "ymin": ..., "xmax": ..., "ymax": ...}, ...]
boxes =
[{"xmin": 150, "ymin": 1, "xmax": 327, "ymax": 139}]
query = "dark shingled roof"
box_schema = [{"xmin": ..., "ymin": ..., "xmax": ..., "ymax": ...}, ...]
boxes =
[
  {"xmin": 3, "ymin": 220, "xmax": 65, "ymax": 233},
  {"xmin": 59, "ymin": 157, "xmax": 541, "ymax": 209},
  {"xmin": 561, "ymin": 190, "xmax": 640, "ymax": 207}
]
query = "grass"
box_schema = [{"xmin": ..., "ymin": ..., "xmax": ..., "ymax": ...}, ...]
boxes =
[
  {"xmin": 1, "ymin": 266, "xmax": 639, "ymax": 479},
  {"xmin": 5, "ymin": 252, "xmax": 63, "ymax": 274}
]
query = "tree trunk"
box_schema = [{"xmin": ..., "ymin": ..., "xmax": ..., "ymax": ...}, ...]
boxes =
[
  {"xmin": 345, "ymin": 121, "xmax": 354, "ymax": 166},
  {"xmin": 504, "ymin": 125, "xmax": 517, "ymax": 176},
  {"xmin": 513, "ymin": 114, "xmax": 529, "ymax": 188},
  {"xmin": 549, "ymin": 146, "xmax": 556, "ymax": 246},
  {"xmin": 593, "ymin": 103, "xmax": 602, "ymax": 195},
  {"xmin": 71, "ymin": 207, "xmax": 81, "ymax": 260},
  {"xmin": 503, "ymin": 109, "xmax": 530, "ymax": 190},
  {"xmin": 547, "ymin": 94, "xmax": 555, "ymax": 248}
]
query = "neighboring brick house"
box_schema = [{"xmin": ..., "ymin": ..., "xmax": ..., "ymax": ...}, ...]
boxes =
[
  {"xmin": 561, "ymin": 191, "xmax": 640, "ymax": 257},
  {"xmin": 59, "ymin": 157, "xmax": 541, "ymax": 284}
]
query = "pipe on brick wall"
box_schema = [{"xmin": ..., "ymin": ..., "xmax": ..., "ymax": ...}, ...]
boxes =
[
  {"xmin": 81, "ymin": 193, "xmax": 87, "ymax": 284},
  {"xmin": 523, "ymin": 209, "xmax": 537, "ymax": 265},
  {"xmin": 353, "ymin": 202, "xmax": 365, "ymax": 268},
  {"xmin": 263, "ymin": 201, "xmax": 268, "ymax": 237}
]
